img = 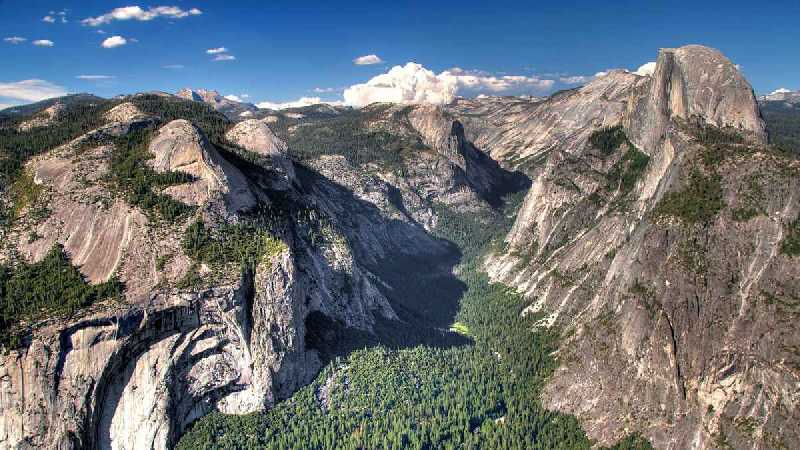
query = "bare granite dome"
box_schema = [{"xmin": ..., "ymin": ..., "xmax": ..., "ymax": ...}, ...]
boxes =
[
  {"xmin": 148, "ymin": 119, "xmax": 257, "ymax": 213},
  {"xmin": 225, "ymin": 119, "xmax": 296, "ymax": 183}
]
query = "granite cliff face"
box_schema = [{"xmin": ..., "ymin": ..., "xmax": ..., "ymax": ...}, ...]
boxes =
[
  {"xmin": 0, "ymin": 45, "xmax": 797, "ymax": 450},
  {"xmin": 482, "ymin": 46, "xmax": 798, "ymax": 449},
  {"xmin": 0, "ymin": 95, "xmax": 494, "ymax": 449}
]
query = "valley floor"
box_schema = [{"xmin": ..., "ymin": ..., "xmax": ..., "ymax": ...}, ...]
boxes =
[{"xmin": 176, "ymin": 194, "xmax": 652, "ymax": 450}]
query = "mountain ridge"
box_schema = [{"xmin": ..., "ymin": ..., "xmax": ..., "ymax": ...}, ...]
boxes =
[{"xmin": 0, "ymin": 45, "xmax": 797, "ymax": 450}]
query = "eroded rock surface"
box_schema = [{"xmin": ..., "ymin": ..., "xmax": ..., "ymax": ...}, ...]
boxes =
[
  {"xmin": 1, "ymin": 44, "xmax": 795, "ymax": 450},
  {"xmin": 148, "ymin": 119, "xmax": 257, "ymax": 213},
  {"xmin": 0, "ymin": 96, "xmax": 473, "ymax": 450},
  {"xmin": 484, "ymin": 45, "xmax": 798, "ymax": 449}
]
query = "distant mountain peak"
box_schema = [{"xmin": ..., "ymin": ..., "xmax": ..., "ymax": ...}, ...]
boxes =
[
  {"xmin": 175, "ymin": 87, "xmax": 258, "ymax": 119},
  {"xmin": 760, "ymin": 88, "xmax": 800, "ymax": 102}
]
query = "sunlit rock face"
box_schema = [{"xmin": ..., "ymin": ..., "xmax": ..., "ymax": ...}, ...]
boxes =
[
  {"xmin": 1, "ymin": 44, "xmax": 796, "ymax": 450},
  {"xmin": 481, "ymin": 45, "xmax": 797, "ymax": 449},
  {"xmin": 1, "ymin": 91, "xmax": 505, "ymax": 449}
]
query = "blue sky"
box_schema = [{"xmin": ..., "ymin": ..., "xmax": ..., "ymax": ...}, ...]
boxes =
[{"xmin": 1, "ymin": 0, "xmax": 798, "ymax": 109}]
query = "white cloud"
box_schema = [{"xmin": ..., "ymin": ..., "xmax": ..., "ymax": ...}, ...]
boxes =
[
  {"xmin": 634, "ymin": 62, "xmax": 657, "ymax": 76},
  {"xmin": 0, "ymin": 103, "xmax": 18, "ymax": 110},
  {"xmin": 559, "ymin": 75, "xmax": 592, "ymax": 85},
  {"xmin": 0, "ymin": 79, "xmax": 68, "ymax": 103},
  {"xmin": 162, "ymin": 64, "xmax": 184, "ymax": 69},
  {"xmin": 256, "ymin": 96, "xmax": 343, "ymax": 110},
  {"xmin": 76, "ymin": 75, "xmax": 115, "ymax": 80},
  {"xmin": 32, "ymin": 39, "xmax": 54, "ymax": 47},
  {"xmin": 771, "ymin": 88, "xmax": 792, "ymax": 95},
  {"xmin": 4, "ymin": 36, "xmax": 26, "ymax": 44},
  {"xmin": 206, "ymin": 47, "xmax": 227, "ymax": 54},
  {"xmin": 353, "ymin": 54, "xmax": 383, "ymax": 65},
  {"xmin": 213, "ymin": 54, "xmax": 236, "ymax": 61},
  {"xmin": 101, "ymin": 36, "xmax": 127, "ymax": 48},
  {"xmin": 312, "ymin": 87, "xmax": 340, "ymax": 93},
  {"xmin": 46, "ymin": 9, "xmax": 68, "ymax": 23},
  {"xmin": 342, "ymin": 62, "xmax": 554, "ymax": 107},
  {"xmin": 224, "ymin": 94, "xmax": 249, "ymax": 102},
  {"xmin": 82, "ymin": 5, "xmax": 202, "ymax": 26}
]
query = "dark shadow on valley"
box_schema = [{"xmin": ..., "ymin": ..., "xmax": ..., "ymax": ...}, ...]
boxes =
[
  {"xmin": 219, "ymin": 144, "xmax": 527, "ymax": 366},
  {"xmin": 288, "ymin": 162, "xmax": 471, "ymax": 363}
]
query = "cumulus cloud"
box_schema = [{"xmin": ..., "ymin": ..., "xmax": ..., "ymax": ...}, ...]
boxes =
[
  {"xmin": 76, "ymin": 75, "xmax": 115, "ymax": 80},
  {"xmin": 206, "ymin": 47, "xmax": 227, "ymax": 54},
  {"xmin": 213, "ymin": 54, "xmax": 236, "ymax": 61},
  {"xmin": 342, "ymin": 62, "xmax": 554, "ymax": 107},
  {"xmin": 0, "ymin": 79, "xmax": 68, "ymax": 103},
  {"xmin": 634, "ymin": 62, "xmax": 657, "ymax": 76},
  {"xmin": 256, "ymin": 96, "xmax": 343, "ymax": 110},
  {"xmin": 4, "ymin": 36, "xmax": 26, "ymax": 44},
  {"xmin": 82, "ymin": 5, "xmax": 202, "ymax": 26},
  {"xmin": 353, "ymin": 54, "xmax": 383, "ymax": 65},
  {"xmin": 42, "ymin": 15, "xmax": 56, "ymax": 23},
  {"xmin": 32, "ymin": 39, "xmax": 54, "ymax": 47},
  {"xmin": 771, "ymin": 88, "xmax": 792, "ymax": 95},
  {"xmin": 101, "ymin": 36, "xmax": 127, "ymax": 48}
]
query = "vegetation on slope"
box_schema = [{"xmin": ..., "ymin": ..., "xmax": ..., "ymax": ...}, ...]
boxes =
[
  {"xmin": 182, "ymin": 219, "xmax": 287, "ymax": 270},
  {"xmin": 780, "ymin": 217, "xmax": 800, "ymax": 257},
  {"xmin": 0, "ymin": 244, "xmax": 123, "ymax": 348},
  {"xmin": 0, "ymin": 98, "xmax": 113, "ymax": 188},
  {"xmin": 107, "ymin": 126, "xmax": 197, "ymax": 222},
  {"xmin": 130, "ymin": 94, "xmax": 237, "ymax": 149},
  {"xmin": 654, "ymin": 169, "xmax": 725, "ymax": 224},
  {"xmin": 607, "ymin": 146, "xmax": 650, "ymax": 195},
  {"xmin": 761, "ymin": 101, "xmax": 800, "ymax": 156},
  {"xmin": 652, "ymin": 122, "xmax": 748, "ymax": 224},
  {"xmin": 589, "ymin": 125, "xmax": 628, "ymax": 155},
  {"xmin": 271, "ymin": 106, "xmax": 428, "ymax": 170},
  {"xmin": 178, "ymin": 192, "xmax": 651, "ymax": 449},
  {"xmin": 1, "ymin": 94, "xmax": 244, "ymax": 226},
  {"xmin": 0, "ymin": 97, "xmax": 115, "ymax": 226},
  {"xmin": 587, "ymin": 125, "xmax": 651, "ymax": 211}
]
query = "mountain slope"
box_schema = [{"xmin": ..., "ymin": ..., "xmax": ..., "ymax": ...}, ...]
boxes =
[
  {"xmin": 0, "ymin": 93, "xmax": 519, "ymax": 449},
  {"xmin": 484, "ymin": 45, "xmax": 799, "ymax": 449},
  {"xmin": 0, "ymin": 45, "xmax": 797, "ymax": 450},
  {"xmin": 759, "ymin": 89, "xmax": 800, "ymax": 156}
]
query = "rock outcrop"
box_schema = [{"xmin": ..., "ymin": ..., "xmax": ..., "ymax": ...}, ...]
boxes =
[
  {"xmin": 16, "ymin": 103, "xmax": 65, "ymax": 132},
  {"xmin": 1, "ymin": 44, "xmax": 795, "ymax": 450},
  {"xmin": 0, "ymin": 103, "xmax": 462, "ymax": 449},
  {"xmin": 446, "ymin": 71, "xmax": 649, "ymax": 174},
  {"xmin": 175, "ymin": 88, "xmax": 258, "ymax": 120},
  {"xmin": 225, "ymin": 119, "xmax": 296, "ymax": 187},
  {"xmin": 148, "ymin": 119, "xmax": 257, "ymax": 213},
  {"xmin": 103, "ymin": 102, "xmax": 147, "ymax": 124},
  {"xmin": 483, "ymin": 45, "xmax": 797, "ymax": 449}
]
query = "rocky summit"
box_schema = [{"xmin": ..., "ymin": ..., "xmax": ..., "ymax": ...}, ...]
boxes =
[{"xmin": 0, "ymin": 45, "xmax": 798, "ymax": 450}]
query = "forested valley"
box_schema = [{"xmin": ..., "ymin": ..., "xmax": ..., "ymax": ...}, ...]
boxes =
[{"xmin": 177, "ymin": 191, "xmax": 653, "ymax": 449}]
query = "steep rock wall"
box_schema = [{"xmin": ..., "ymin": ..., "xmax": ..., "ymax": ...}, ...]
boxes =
[{"xmin": 485, "ymin": 45, "xmax": 797, "ymax": 449}]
